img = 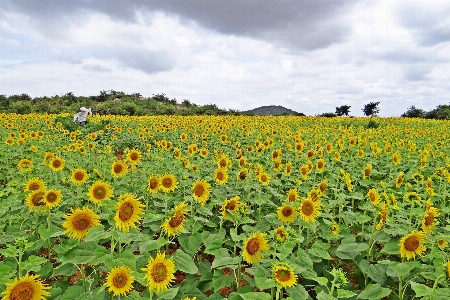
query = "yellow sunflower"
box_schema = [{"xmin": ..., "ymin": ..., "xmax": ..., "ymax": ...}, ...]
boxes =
[
  {"xmin": 242, "ymin": 232, "xmax": 269, "ymax": 264},
  {"xmin": 274, "ymin": 226, "xmax": 289, "ymax": 243},
  {"xmin": 363, "ymin": 164, "xmax": 372, "ymax": 179},
  {"xmin": 24, "ymin": 177, "xmax": 46, "ymax": 192},
  {"xmin": 437, "ymin": 239, "xmax": 448, "ymax": 249},
  {"xmin": 105, "ymin": 266, "xmax": 135, "ymax": 296},
  {"xmin": 376, "ymin": 202, "xmax": 389, "ymax": 230},
  {"xmin": 159, "ymin": 174, "xmax": 178, "ymax": 193},
  {"xmin": 62, "ymin": 207, "xmax": 100, "ymax": 241},
  {"xmin": 173, "ymin": 147, "xmax": 182, "ymax": 159},
  {"xmin": 331, "ymin": 223, "xmax": 340, "ymax": 235},
  {"xmin": 88, "ymin": 180, "xmax": 114, "ymax": 205},
  {"xmin": 114, "ymin": 194, "xmax": 145, "ymax": 233},
  {"xmin": 238, "ymin": 156, "xmax": 247, "ymax": 168},
  {"xmin": 217, "ymin": 154, "xmax": 232, "ymax": 169},
  {"xmin": 277, "ymin": 205, "xmax": 298, "ymax": 223},
  {"xmin": 161, "ymin": 202, "xmax": 189, "ymax": 237},
  {"xmin": 399, "ymin": 230, "xmax": 426, "ymax": 260},
  {"xmin": 44, "ymin": 189, "xmax": 63, "ymax": 209},
  {"xmin": 308, "ymin": 189, "xmax": 321, "ymax": 202},
  {"xmin": 147, "ymin": 175, "xmax": 160, "ymax": 193},
  {"xmin": 219, "ymin": 196, "xmax": 240, "ymax": 219},
  {"xmin": 237, "ymin": 168, "xmax": 249, "ymax": 181},
  {"xmin": 318, "ymin": 179, "xmax": 327, "ymax": 194},
  {"xmin": 214, "ymin": 168, "xmax": 228, "ymax": 185},
  {"xmin": 316, "ymin": 159, "xmax": 325, "ymax": 172},
  {"xmin": 286, "ymin": 188, "xmax": 298, "ymax": 203},
  {"xmin": 49, "ymin": 156, "xmax": 65, "ymax": 171},
  {"xmin": 284, "ymin": 161, "xmax": 292, "ymax": 176},
  {"xmin": 192, "ymin": 180, "xmax": 211, "ymax": 206},
  {"xmin": 141, "ymin": 251, "xmax": 176, "ymax": 294},
  {"xmin": 126, "ymin": 149, "xmax": 141, "ymax": 165},
  {"xmin": 26, "ymin": 190, "xmax": 46, "ymax": 212},
  {"xmin": 395, "ymin": 172, "xmax": 404, "ymax": 188},
  {"xmin": 1, "ymin": 273, "xmax": 50, "ymax": 300},
  {"xmin": 421, "ymin": 207, "xmax": 440, "ymax": 234},
  {"xmin": 18, "ymin": 158, "xmax": 33, "ymax": 172},
  {"xmin": 258, "ymin": 172, "xmax": 270, "ymax": 185},
  {"xmin": 111, "ymin": 160, "xmax": 128, "ymax": 178},
  {"xmin": 300, "ymin": 164, "xmax": 309, "ymax": 179},
  {"xmin": 71, "ymin": 168, "xmax": 89, "ymax": 185},
  {"xmin": 392, "ymin": 152, "xmax": 401, "ymax": 165},
  {"xmin": 272, "ymin": 262, "xmax": 298, "ymax": 288},
  {"xmin": 367, "ymin": 188, "xmax": 380, "ymax": 206},
  {"xmin": 299, "ymin": 198, "xmax": 321, "ymax": 223}
]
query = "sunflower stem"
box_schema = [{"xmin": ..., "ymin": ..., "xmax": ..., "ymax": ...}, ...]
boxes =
[
  {"xmin": 430, "ymin": 274, "xmax": 445, "ymax": 300},
  {"xmin": 111, "ymin": 234, "xmax": 115, "ymax": 257},
  {"xmin": 149, "ymin": 291, "xmax": 153, "ymax": 300}
]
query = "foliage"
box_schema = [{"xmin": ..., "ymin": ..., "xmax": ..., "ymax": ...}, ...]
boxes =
[
  {"xmin": 335, "ymin": 105, "xmax": 351, "ymax": 116},
  {"xmin": 362, "ymin": 102, "xmax": 380, "ymax": 117},
  {"xmin": 401, "ymin": 106, "xmax": 426, "ymax": 118}
]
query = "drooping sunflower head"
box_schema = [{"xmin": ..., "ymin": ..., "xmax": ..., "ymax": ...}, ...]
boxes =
[
  {"xmin": 88, "ymin": 180, "xmax": 114, "ymax": 205},
  {"xmin": 214, "ymin": 168, "xmax": 228, "ymax": 185},
  {"xmin": 49, "ymin": 156, "xmax": 65, "ymax": 171},
  {"xmin": 367, "ymin": 188, "xmax": 380, "ymax": 206},
  {"xmin": 26, "ymin": 190, "xmax": 46, "ymax": 212},
  {"xmin": 1, "ymin": 273, "xmax": 50, "ymax": 300},
  {"xmin": 106, "ymin": 266, "xmax": 135, "ymax": 296},
  {"xmin": 299, "ymin": 198, "xmax": 321, "ymax": 223},
  {"xmin": 18, "ymin": 158, "xmax": 33, "ymax": 172},
  {"xmin": 237, "ymin": 168, "xmax": 249, "ymax": 181},
  {"xmin": 277, "ymin": 205, "xmax": 298, "ymax": 223},
  {"xmin": 192, "ymin": 180, "xmax": 211, "ymax": 206},
  {"xmin": 141, "ymin": 251, "xmax": 176, "ymax": 294},
  {"xmin": 71, "ymin": 168, "xmax": 89, "ymax": 185},
  {"xmin": 62, "ymin": 207, "xmax": 100, "ymax": 241},
  {"xmin": 274, "ymin": 226, "xmax": 289, "ymax": 243},
  {"xmin": 220, "ymin": 196, "xmax": 240, "ymax": 219},
  {"xmin": 126, "ymin": 149, "xmax": 141, "ymax": 165},
  {"xmin": 24, "ymin": 177, "xmax": 46, "ymax": 192},
  {"xmin": 114, "ymin": 193, "xmax": 145, "ymax": 233},
  {"xmin": 161, "ymin": 202, "xmax": 189, "ymax": 237},
  {"xmin": 44, "ymin": 189, "xmax": 63, "ymax": 209},
  {"xmin": 147, "ymin": 175, "xmax": 160, "ymax": 193},
  {"xmin": 272, "ymin": 262, "xmax": 298, "ymax": 288},
  {"xmin": 159, "ymin": 174, "xmax": 178, "ymax": 193},
  {"xmin": 399, "ymin": 230, "xmax": 426, "ymax": 260},
  {"xmin": 242, "ymin": 232, "xmax": 269, "ymax": 264},
  {"xmin": 111, "ymin": 160, "xmax": 128, "ymax": 178},
  {"xmin": 286, "ymin": 188, "xmax": 298, "ymax": 203}
]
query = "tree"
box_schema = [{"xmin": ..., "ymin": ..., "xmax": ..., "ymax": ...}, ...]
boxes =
[
  {"xmin": 362, "ymin": 102, "xmax": 380, "ymax": 117},
  {"xmin": 401, "ymin": 105, "xmax": 426, "ymax": 118},
  {"xmin": 335, "ymin": 105, "xmax": 351, "ymax": 116}
]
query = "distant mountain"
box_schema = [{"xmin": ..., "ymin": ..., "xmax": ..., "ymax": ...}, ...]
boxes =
[{"xmin": 243, "ymin": 105, "xmax": 304, "ymax": 116}]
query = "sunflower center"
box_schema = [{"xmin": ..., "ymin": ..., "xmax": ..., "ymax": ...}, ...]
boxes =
[
  {"xmin": 149, "ymin": 178, "xmax": 158, "ymax": 189},
  {"xmin": 162, "ymin": 178, "xmax": 172, "ymax": 188},
  {"xmin": 364, "ymin": 169, "xmax": 371, "ymax": 176},
  {"xmin": 32, "ymin": 192, "xmax": 45, "ymax": 206},
  {"xmin": 73, "ymin": 214, "xmax": 90, "ymax": 231},
  {"xmin": 318, "ymin": 161, "xmax": 324, "ymax": 169},
  {"xmin": 404, "ymin": 236, "xmax": 419, "ymax": 251},
  {"xmin": 260, "ymin": 175, "xmax": 268, "ymax": 182},
  {"xmin": 52, "ymin": 160, "xmax": 62, "ymax": 168},
  {"xmin": 275, "ymin": 268, "xmax": 291, "ymax": 282},
  {"xmin": 319, "ymin": 183, "xmax": 326, "ymax": 192},
  {"xmin": 114, "ymin": 164, "xmax": 123, "ymax": 173},
  {"xmin": 151, "ymin": 263, "xmax": 168, "ymax": 283},
  {"xmin": 216, "ymin": 172, "xmax": 224, "ymax": 180},
  {"xmin": 288, "ymin": 194, "xmax": 296, "ymax": 202},
  {"xmin": 119, "ymin": 202, "xmax": 134, "ymax": 221},
  {"xmin": 369, "ymin": 193, "xmax": 376, "ymax": 202},
  {"xmin": 282, "ymin": 207, "xmax": 293, "ymax": 217},
  {"xmin": 286, "ymin": 165, "xmax": 292, "ymax": 173},
  {"xmin": 225, "ymin": 201, "xmax": 236, "ymax": 211},
  {"xmin": 94, "ymin": 187, "xmax": 106, "ymax": 199},
  {"xmin": 239, "ymin": 171, "xmax": 247, "ymax": 180},
  {"xmin": 11, "ymin": 282, "xmax": 34, "ymax": 300},
  {"xmin": 302, "ymin": 202, "xmax": 313, "ymax": 216},
  {"xmin": 112, "ymin": 273, "xmax": 127, "ymax": 288},
  {"xmin": 194, "ymin": 185, "xmax": 204, "ymax": 197},
  {"xmin": 246, "ymin": 238, "xmax": 260, "ymax": 255},
  {"xmin": 424, "ymin": 214, "xmax": 434, "ymax": 226},
  {"xmin": 130, "ymin": 153, "xmax": 139, "ymax": 161},
  {"xmin": 29, "ymin": 183, "xmax": 40, "ymax": 191},
  {"xmin": 46, "ymin": 192, "xmax": 57, "ymax": 203},
  {"xmin": 75, "ymin": 172, "xmax": 85, "ymax": 181},
  {"xmin": 219, "ymin": 159, "xmax": 227, "ymax": 168},
  {"xmin": 169, "ymin": 212, "xmax": 184, "ymax": 228}
]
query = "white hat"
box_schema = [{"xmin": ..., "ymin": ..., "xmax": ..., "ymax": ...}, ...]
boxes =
[{"xmin": 80, "ymin": 107, "xmax": 88, "ymax": 111}]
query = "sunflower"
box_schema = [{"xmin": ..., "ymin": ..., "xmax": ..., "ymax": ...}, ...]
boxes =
[
  {"xmin": 277, "ymin": 205, "xmax": 298, "ymax": 223},
  {"xmin": 334, "ymin": 152, "xmax": 341, "ymax": 161},
  {"xmin": 71, "ymin": 168, "xmax": 89, "ymax": 185},
  {"xmin": 199, "ymin": 148, "xmax": 209, "ymax": 157},
  {"xmin": 299, "ymin": 198, "xmax": 321, "ymax": 223},
  {"xmin": 446, "ymin": 261, "xmax": 450, "ymax": 282},
  {"xmin": 376, "ymin": 202, "xmax": 389, "ymax": 230},
  {"xmin": 318, "ymin": 179, "xmax": 327, "ymax": 194},
  {"xmin": 26, "ymin": 190, "xmax": 46, "ymax": 212},
  {"xmin": 437, "ymin": 239, "xmax": 448, "ymax": 249},
  {"xmin": 399, "ymin": 230, "xmax": 426, "ymax": 260},
  {"xmin": 238, "ymin": 156, "xmax": 247, "ymax": 168},
  {"xmin": 217, "ymin": 154, "xmax": 232, "ymax": 169},
  {"xmin": 18, "ymin": 158, "xmax": 33, "ymax": 172},
  {"xmin": 242, "ymin": 232, "xmax": 269, "ymax": 264},
  {"xmin": 214, "ymin": 168, "xmax": 228, "ymax": 185},
  {"xmin": 363, "ymin": 164, "xmax": 372, "ymax": 179},
  {"xmin": 421, "ymin": 206, "xmax": 440, "ymax": 234},
  {"xmin": 272, "ymin": 262, "xmax": 298, "ymax": 288},
  {"xmin": 159, "ymin": 174, "xmax": 178, "ymax": 193},
  {"xmin": 147, "ymin": 175, "xmax": 160, "ymax": 193},
  {"xmin": 219, "ymin": 196, "xmax": 240, "ymax": 220},
  {"xmin": 331, "ymin": 223, "xmax": 340, "ymax": 235},
  {"xmin": 44, "ymin": 189, "xmax": 63, "ymax": 209},
  {"xmin": 183, "ymin": 157, "xmax": 190, "ymax": 169},
  {"xmin": 114, "ymin": 194, "xmax": 145, "ymax": 233},
  {"xmin": 367, "ymin": 188, "xmax": 380, "ymax": 206},
  {"xmin": 392, "ymin": 152, "xmax": 401, "ymax": 165},
  {"xmin": 161, "ymin": 202, "xmax": 189, "ymax": 237},
  {"xmin": 106, "ymin": 266, "xmax": 135, "ymax": 296},
  {"xmin": 395, "ymin": 172, "xmax": 404, "ymax": 188},
  {"xmin": 1, "ymin": 273, "xmax": 50, "ymax": 300},
  {"xmin": 274, "ymin": 226, "xmax": 289, "ymax": 243},
  {"xmin": 271, "ymin": 148, "xmax": 282, "ymax": 161},
  {"xmin": 49, "ymin": 156, "xmax": 65, "ymax": 171},
  {"xmin": 300, "ymin": 165, "xmax": 309, "ymax": 179},
  {"xmin": 5, "ymin": 137, "xmax": 14, "ymax": 146},
  {"xmin": 141, "ymin": 251, "xmax": 176, "ymax": 294},
  {"xmin": 308, "ymin": 189, "xmax": 321, "ymax": 202},
  {"xmin": 405, "ymin": 192, "xmax": 421, "ymax": 203},
  {"xmin": 284, "ymin": 161, "xmax": 292, "ymax": 176},
  {"xmin": 88, "ymin": 180, "xmax": 114, "ymax": 205},
  {"xmin": 24, "ymin": 177, "xmax": 46, "ymax": 192},
  {"xmin": 286, "ymin": 188, "xmax": 298, "ymax": 203},
  {"xmin": 173, "ymin": 148, "xmax": 182, "ymax": 159},
  {"xmin": 111, "ymin": 160, "xmax": 128, "ymax": 178},
  {"xmin": 192, "ymin": 180, "xmax": 211, "ymax": 206},
  {"xmin": 127, "ymin": 149, "xmax": 141, "ymax": 165},
  {"xmin": 258, "ymin": 172, "xmax": 270, "ymax": 185},
  {"xmin": 62, "ymin": 207, "xmax": 100, "ymax": 241},
  {"xmin": 237, "ymin": 168, "xmax": 249, "ymax": 181},
  {"xmin": 316, "ymin": 159, "xmax": 325, "ymax": 172}
]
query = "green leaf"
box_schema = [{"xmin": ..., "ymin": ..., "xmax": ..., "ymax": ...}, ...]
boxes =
[
  {"xmin": 21, "ymin": 255, "xmax": 47, "ymax": 273},
  {"xmin": 178, "ymin": 233, "xmax": 203, "ymax": 256},
  {"xmin": 138, "ymin": 237, "xmax": 168, "ymax": 253},
  {"xmin": 359, "ymin": 260, "xmax": 387, "ymax": 285},
  {"xmin": 61, "ymin": 285, "xmax": 84, "ymax": 300},
  {"xmin": 212, "ymin": 269, "xmax": 235, "ymax": 291},
  {"xmin": 83, "ymin": 225, "xmax": 111, "ymax": 242},
  {"xmin": 356, "ymin": 283, "xmax": 391, "ymax": 299},
  {"xmin": 313, "ymin": 277, "xmax": 329, "ymax": 286},
  {"xmin": 254, "ymin": 268, "xmax": 276, "ymax": 290},
  {"xmin": 157, "ymin": 287, "xmax": 179, "ymax": 299},
  {"xmin": 337, "ymin": 242, "xmax": 369, "ymax": 253},
  {"xmin": 52, "ymin": 263, "xmax": 78, "ymax": 276},
  {"xmin": 172, "ymin": 249, "xmax": 198, "ymax": 274},
  {"xmin": 410, "ymin": 282, "xmax": 432, "ymax": 298},
  {"xmin": 379, "ymin": 238, "xmax": 399, "ymax": 255},
  {"xmin": 38, "ymin": 224, "xmax": 61, "ymax": 241},
  {"xmin": 0, "ymin": 247, "xmax": 18, "ymax": 258},
  {"xmin": 337, "ymin": 289, "xmax": 356, "ymax": 298},
  {"xmin": 240, "ymin": 292, "xmax": 272, "ymax": 300},
  {"xmin": 286, "ymin": 284, "xmax": 309, "ymax": 299},
  {"xmin": 387, "ymin": 261, "xmax": 420, "ymax": 277},
  {"xmin": 211, "ymin": 256, "xmax": 242, "ymax": 269}
]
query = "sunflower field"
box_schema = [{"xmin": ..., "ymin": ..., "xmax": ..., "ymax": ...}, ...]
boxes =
[{"xmin": 0, "ymin": 112, "xmax": 450, "ymax": 300}]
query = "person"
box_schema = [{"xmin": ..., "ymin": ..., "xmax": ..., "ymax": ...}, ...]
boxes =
[{"xmin": 73, "ymin": 107, "xmax": 92, "ymax": 127}]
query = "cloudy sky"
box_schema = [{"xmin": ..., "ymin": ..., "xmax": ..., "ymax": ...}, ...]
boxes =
[{"xmin": 1, "ymin": 0, "xmax": 449, "ymax": 116}]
